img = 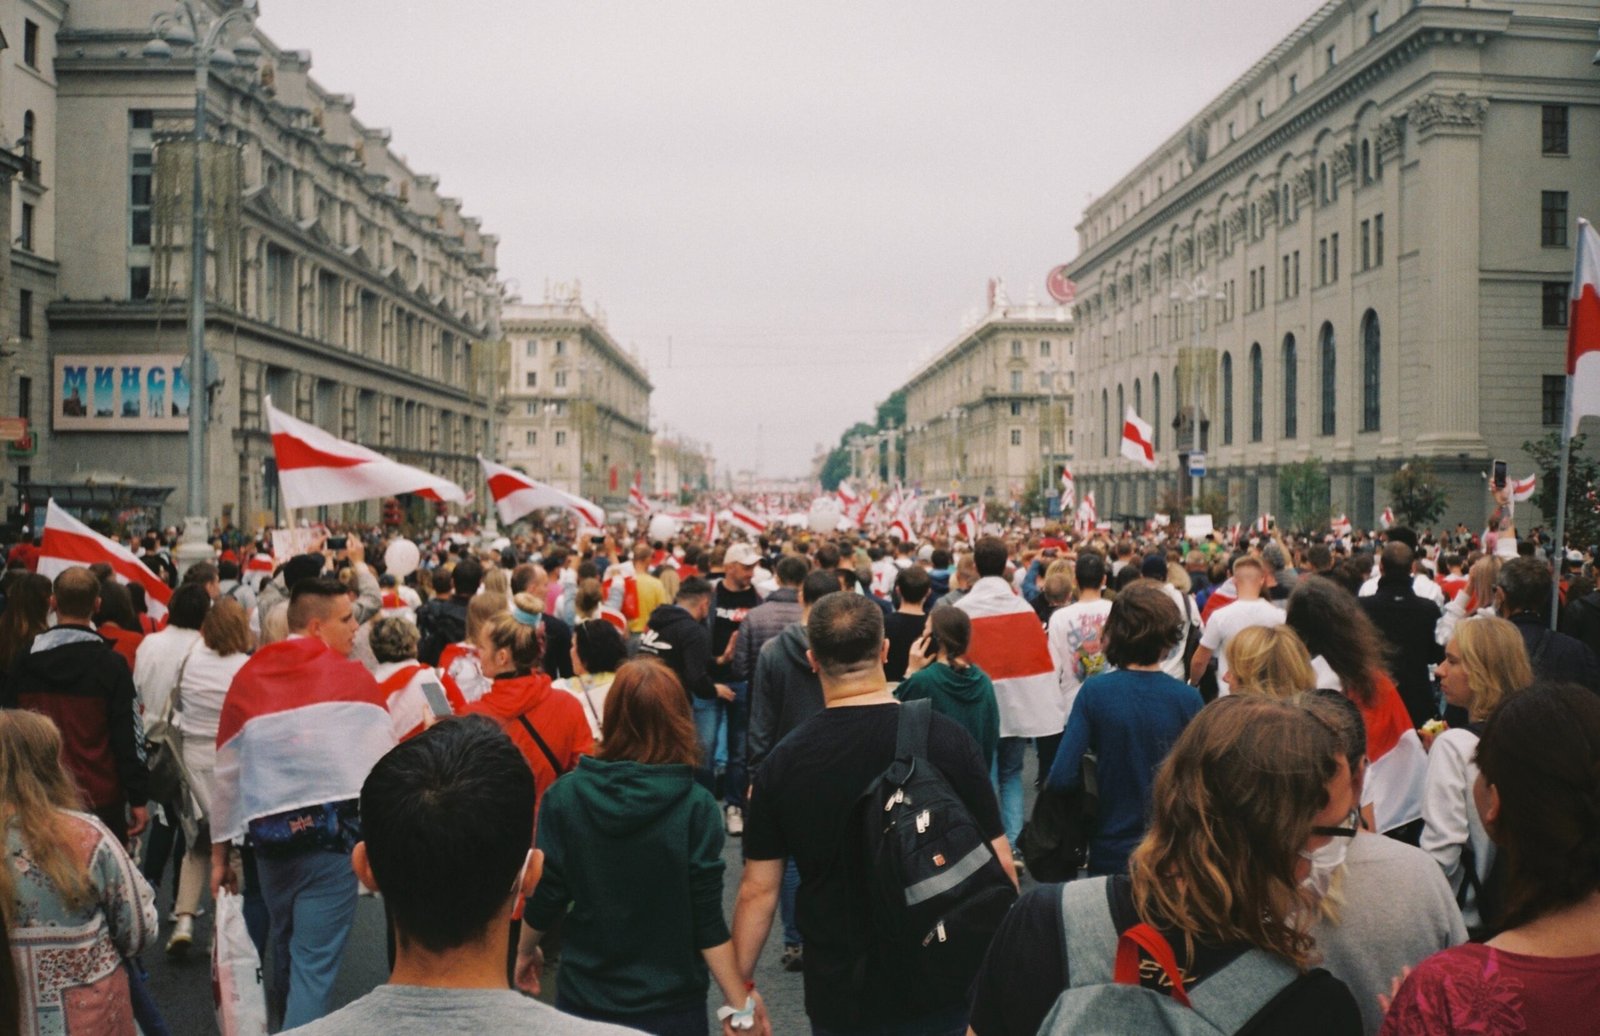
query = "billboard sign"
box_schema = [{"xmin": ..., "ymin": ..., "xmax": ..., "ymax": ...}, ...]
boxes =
[{"xmin": 55, "ymin": 354, "xmax": 190, "ymax": 432}]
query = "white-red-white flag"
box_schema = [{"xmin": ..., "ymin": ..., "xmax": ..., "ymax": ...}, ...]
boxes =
[
  {"xmin": 628, "ymin": 474, "xmax": 650, "ymax": 514},
  {"xmin": 38, "ymin": 500, "xmax": 173, "ymax": 621},
  {"xmin": 1121, "ymin": 408, "xmax": 1156, "ymax": 470},
  {"xmin": 957, "ymin": 511, "xmax": 979, "ymax": 543},
  {"xmin": 1380, "ymin": 506, "xmax": 1395, "ymax": 530},
  {"xmin": 478, "ymin": 457, "xmax": 605, "ymax": 529},
  {"xmin": 836, "ymin": 479, "xmax": 859, "ymax": 510},
  {"xmin": 1059, "ymin": 465, "xmax": 1075, "ymax": 511},
  {"xmin": 729, "ymin": 504, "xmax": 766, "ymax": 536},
  {"xmin": 268, "ymin": 397, "xmax": 465, "ymax": 510},
  {"xmin": 1331, "ymin": 514, "xmax": 1352, "ymax": 537},
  {"xmin": 705, "ymin": 505, "xmax": 720, "ymax": 543},
  {"xmin": 1511, "ymin": 474, "xmax": 1537, "ymax": 502},
  {"xmin": 1256, "ymin": 513, "xmax": 1275, "ymax": 535},
  {"xmin": 889, "ymin": 518, "xmax": 913, "ymax": 542},
  {"xmin": 1566, "ymin": 218, "xmax": 1600, "ymax": 435},
  {"xmin": 1076, "ymin": 491, "xmax": 1097, "ymax": 530}
]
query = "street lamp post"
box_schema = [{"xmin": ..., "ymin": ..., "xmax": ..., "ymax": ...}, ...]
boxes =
[
  {"xmin": 145, "ymin": 0, "xmax": 259, "ymax": 573},
  {"xmin": 1168, "ymin": 276, "xmax": 1226, "ymax": 512},
  {"xmin": 465, "ymin": 276, "xmax": 514, "ymax": 543}
]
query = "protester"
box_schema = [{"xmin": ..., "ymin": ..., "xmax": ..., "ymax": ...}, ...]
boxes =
[
  {"xmin": 639, "ymin": 577, "xmax": 727, "ymax": 790},
  {"xmin": 731, "ymin": 554, "xmax": 807, "ymax": 696},
  {"xmin": 369, "ymin": 615, "xmax": 465, "ymax": 743},
  {"xmin": 1223, "ymin": 623, "xmax": 1317, "ymax": 698},
  {"xmin": 1189, "ymin": 555, "xmax": 1283, "ymax": 687},
  {"xmin": 882, "ymin": 564, "xmax": 930, "ymax": 683},
  {"xmin": 92, "ymin": 581, "xmax": 145, "ymax": 673},
  {"xmin": 1493, "ymin": 556, "xmax": 1600, "ymax": 693},
  {"xmin": 417, "ymin": 558, "xmax": 478, "ymax": 665},
  {"xmin": 896, "ymin": 605, "xmax": 1000, "ymax": 770},
  {"xmin": 1045, "ymin": 551, "xmax": 1112, "ymax": 720},
  {"xmin": 0, "ymin": 710, "xmax": 159, "ymax": 1036},
  {"xmin": 293, "ymin": 716, "xmax": 633, "ymax": 1035},
  {"xmin": 1359, "ymin": 543, "xmax": 1444, "ymax": 726},
  {"xmin": 1420, "ymin": 615, "xmax": 1532, "ymax": 936},
  {"xmin": 708, "ymin": 543, "xmax": 763, "ymax": 835},
  {"xmin": 554, "ymin": 619, "xmax": 628, "ymax": 741},
  {"xmin": 970, "ymin": 695, "xmax": 1362, "ymax": 1035},
  {"xmin": 1434, "ymin": 554, "xmax": 1499, "ymax": 647},
  {"xmin": 1045, "ymin": 581, "xmax": 1203, "ymax": 876},
  {"xmin": 1380, "ymin": 682, "xmax": 1600, "ymax": 1033},
  {"xmin": 518, "ymin": 661, "xmax": 764, "ymax": 1035},
  {"xmin": 131, "ymin": 583, "xmax": 211, "ymax": 718},
  {"xmin": 0, "ymin": 571, "xmax": 51, "ymax": 677}
]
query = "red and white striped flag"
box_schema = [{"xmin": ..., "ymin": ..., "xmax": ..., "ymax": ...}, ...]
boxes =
[
  {"xmin": 1511, "ymin": 474, "xmax": 1537, "ymax": 502},
  {"xmin": 836, "ymin": 480, "xmax": 859, "ymax": 510},
  {"xmin": 889, "ymin": 517, "xmax": 913, "ymax": 543},
  {"xmin": 957, "ymin": 510, "xmax": 979, "ymax": 543},
  {"xmin": 38, "ymin": 500, "xmax": 173, "ymax": 621},
  {"xmin": 955, "ymin": 576, "xmax": 1062, "ymax": 737},
  {"xmin": 1331, "ymin": 514, "xmax": 1352, "ymax": 537},
  {"xmin": 629, "ymin": 473, "xmax": 650, "ymax": 513},
  {"xmin": 268, "ymin": 397, "xmax": 465, "ymax": 510},
  {"xmin": 1059, "ymin": 465, "xmax": 1075, "ymax": 511},
  {"xmin": 1565, "ymin": 218, "xmax": 1600, "ymax": 434},
  {"xmin": 478, "ymin": 457, "xmax": 605, "ymax": 529},
  {"xmin": 1256, "ymin": 513, "xmax": 1275, "ymax": 535},
  {"xmin": 729, "ymin": 504, "xmax": 766, "ymax": 536},
  {"xmin": 1380, "ymin": 506, "xmax": 1395, "ymax": 530},
  {"xmin": 1076, "ymin": 491, "xmax": 1097, "ymax": 531},
  {"xmin": 705, "ymin": 505, "xmax": 720, "ymax": 543},
  {"xmin": 1121, "ymin": 408, "xmax": 1156, "ymax": 470}
]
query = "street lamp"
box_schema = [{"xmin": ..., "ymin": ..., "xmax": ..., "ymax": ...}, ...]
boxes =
[
  {"xmin": 146, "ymin": 0, "xmax": 259, "ymax": 573},
  {"xmin": 465, "ymin": 276, "xmax": 515, "ymax": 542},
  {"xmin": 1168, "ymin": 275, "xmax": 1227, "ymax": 511}
]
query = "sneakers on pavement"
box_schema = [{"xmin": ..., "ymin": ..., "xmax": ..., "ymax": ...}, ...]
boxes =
[
  {"xmin": 780, "ymin": 944, "xmax": 803, "ymax": 972},
  {"xmin": 165, "ymin": 914, "xmax": 194, "ymax": 959},
  {"xmin": 725, "ymin": 805, "xmax": 744, "ymax": 837}
]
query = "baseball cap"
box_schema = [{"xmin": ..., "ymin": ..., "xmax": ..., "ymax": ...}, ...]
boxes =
[{"xmin": 725, "ymin": 543, "xmax": 763, "ymax": 568}]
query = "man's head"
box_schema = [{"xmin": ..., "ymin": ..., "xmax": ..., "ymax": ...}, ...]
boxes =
[
  {"xmin": 806, "ymin": 591, "xmax": 886, "ymax": 694},
  {"xmin": 50, "ymin": 567, "xmax": 100, "ymax": 624},
  {"xmin": 675, "ymin": 576, "xmax": 714, "ymax": 620},
  {"xmin": 632, "ymin": 543, "xmax": 653, "ymax": 566},
  {"xmin": 952, "ymin": 553, "xmax": 979, "ymax": 591},
  {"xmin": 1232, "ymin": 555, "xmax": 1266, "ymax": 596},
  {"xmin": 1306, "ymin": 543, "xmax": 1333, "ymax": 572},
  {"xmin": 814, "ymin": 543, "xmax": 841, "ymax": 571},
  {"xmin": 354, "ymin": 716, "xmax": 539, "ymax": 956},
  {"xmin": 509, "ymin": 563, "xmax": 539, "ymax": 596},
  {"xmin": 167, "ymin": 582, "xmax": 213, "ymax": 632},
  {"xmin": 183, "ymin": 561, "xmax": 221, "ymax": 599},
  {"xmin": 288, "ymin": 576, "xmax": 358, "ymax": 656},
  {"xmin": 774, "ymin": 554, "xmax": 809, "ymax": 589},
  {"xmin": 801, "ymin": 569, "xmax": 843, "ymax": 613},
  {"xmin": 895, "ymin": 564, "xmax": 931, "ymax": 605},
  {"xmin": 929, "ymin": 548, "xmax": 952, "ymax": 571},
  {"xmin": 1379, "ymin": 542, "xmax": 1414, "ymax": 581},
  {"xmin": 1384, "ymin": 526, "xmax": 1418, "ymax": 552},
  {"xmin": 973, "ymin": 536, "xmax": 1007, "ymax": 579},
  {"xmin": 1075, "ymin": 550, "xmax": 1107, "ymax": 591},
  {"xmin": 723, "ymin": 543, "xmax": 762, "ymax": 589},
  {"xmin": 451, "ymin": 558, "xmax": 483, "ymax": 598},
  {"xmin": 1496, "ymin": 557, "xmax": 1552, "ymax": 619}
]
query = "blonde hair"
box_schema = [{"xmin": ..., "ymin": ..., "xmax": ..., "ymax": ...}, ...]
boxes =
[
  {"xmin": 1466, "ymin": 555, "xmax": 1501, "ymax": 615},
  {"xmin": 1453, "ymin": 615, "xmax": 1533, "ymax": 723},
  {"xmin": 0, "ymin": 712, "xmax": 93, "ymax": 927},
  {"xmin": 482, "ymin": 568, "xmax": 512, "ymax": 598},
  {"xmin": 657, "ymin": 567, "xmax": 680, "ymax": 603},
  {"xmin": 466, "ymin": 591, "xmax": 509, "ymax": 642},
  {"xmin": 1225, "ymin": 625, "xmax": 1316, "ymax": 699}
]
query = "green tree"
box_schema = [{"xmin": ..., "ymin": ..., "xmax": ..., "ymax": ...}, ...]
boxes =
[
  {"xmin": 1387, "ymin": 460, "xmax": 1450, "ymax": 529},
  {"xmin": 1523, "ymin": 432, "xmax": 1600, "ymax": 548},
  {"xmin": 1278, "ymin": 460, "xmax": 1333, "ymax": 534}
]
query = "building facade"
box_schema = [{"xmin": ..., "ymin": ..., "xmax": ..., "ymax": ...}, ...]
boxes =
[
  {"xmin": 1067, "ymin": 0, "xmax": 1600, "ymax": 531},
  {"xmin": 18, "ymin": 0, "xmax": 502, "ymax": 531},
  {"xmin": 652, "ymin": 431, "xmax": 712, "ymax": 500},
  {"xmin": 901, "ymin": 292, "xmax": 1074, "ymax": 502},
  {"xmin": 501, "ymin": 286, "xmax": 652, "ymax": 507}
]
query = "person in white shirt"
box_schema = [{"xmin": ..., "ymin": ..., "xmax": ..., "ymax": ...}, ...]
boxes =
[
  {"xmin": 1046, "ymin": 552, "xmax": 1113, "ymax": 720},
  {"xmin": 131, "ymin": 583, "xmax": 211, "ymax": 718},
  {"xmin": 1358, "ymin": 529, "xmax": 1447, "ymax": 607},
  {"xmin": 1140, "ymin": 554, "xmax": 1199, "ymax": 682},
  {"xmin": 1189, "ymin": 556, "xmax": 1284, "ymax": 688}
]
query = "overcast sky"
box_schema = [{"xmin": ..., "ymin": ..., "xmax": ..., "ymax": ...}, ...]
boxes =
[{"xmin": 258, "ymin": 0, "xmax": 1316, "ymax": 480}]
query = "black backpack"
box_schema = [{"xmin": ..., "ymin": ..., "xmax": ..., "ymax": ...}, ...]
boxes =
[
  {"xmin": 849, "ymin": 699, "xmax": 1018, "ymax": 994},
  {"xmin": 418, "ymin": 600, "xmax": 467, "ymax": 666}
]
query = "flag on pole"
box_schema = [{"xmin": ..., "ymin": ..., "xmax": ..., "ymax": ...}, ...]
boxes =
[
  {"xmin": 889, "ymin": 518, "xmax": 913, "ymax": 543},
  {"xmin": 1059, "ymin": 465, "xmax": 1075, "ymax": 511},
  {"xmin": 1120, "ymin": 408, "xmax": 1157, "ymax": 470},
  {"xmin": 1380, "ymin": 506, "xmax": 1395, "ymax": 530},
  {"xmin": 268, "ymin": 397, "xmax": 465, "ymax": 510},
  {"xmin": 478, "ymin": 457, "xmax": 605, "ymax": 529},
  {"xmin": 957, "ymin": 510, "xmax": 979, "ymax": 543},
  {"xmin": 729, "ymin": 504, "xmax": 766, "ymax": 536},
  {"xmin": 628, "ymin": 473, "xmax": 650, "ymax": 513},
  {"xmin": 705, "ymin": 505, "xmax": 720, "ymax": 543},
  {"xmin": 1565, "ymin": 218, "xmax": 1600, "ymax": 434},
  {"xmin": 1076, "ymin": 491, "xmax": 1097, "ymax": 531},
  {"xmin": 1331, "ymin": 514, "xmax": 1352, "ymax": 538},
  {"xmin": 836, "ymin": 480, "xmax": 859, "ymax": 510},
  {"xmin": 1255, "ymin": 513, "xmax": 1275, "ymax": 535},
  {"xmin": 1511, "ymin": 474, "xmax": 1537, "ymax": 502},
  {"xmin": 38, "ymin": 500, "xmax": 173, "ymax": 621}
]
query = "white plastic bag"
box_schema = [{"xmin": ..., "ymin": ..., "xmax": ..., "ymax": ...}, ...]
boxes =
[{"xmin": 212, "ymin": 891, "xmax": 268, "ymax": 1036}]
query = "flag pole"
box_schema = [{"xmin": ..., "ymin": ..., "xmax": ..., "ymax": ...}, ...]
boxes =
[{"xmin": 1552, "ymin": 381, "xmax": 1574, "ymax": 629}]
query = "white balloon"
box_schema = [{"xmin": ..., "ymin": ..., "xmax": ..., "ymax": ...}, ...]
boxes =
[
  {"xmin": 384, "ymin": 538, "xmax": 421, "ymax": 578},
  {"xmin": 647, "ymin": 513, "xmax": 681, "ymax": 542},
  {"xmin": 808, "ymin": 498, "xmax": 842, "ymax": 535}
]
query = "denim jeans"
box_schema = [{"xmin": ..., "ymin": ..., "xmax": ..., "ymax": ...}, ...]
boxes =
[
  {"xmin": 993, "ymin": 736, "xmax": 1026, "ymax": 851},
  {"xmin": 811, "ymin": 1004, "xmax": 968, "ymax": 1036},
  {"xmin": 256, "ymin": 847, "xmax": 360, "ymax": 1030},
  {"xmin": 691, "ymin": 695, "xmax": 723, "ymax": 793},
  {"xmin": 780, "ymin": 857, "xmax": 802, "ymax": 946},
  {"xmin": 723, "ymin": 681, "xmax": 750, "ymax": 809}
]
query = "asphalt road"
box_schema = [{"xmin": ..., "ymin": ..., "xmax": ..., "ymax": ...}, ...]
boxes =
[{"xmin": 141, "ymin": 755, "xmax": 1043, "ymax": 1034}]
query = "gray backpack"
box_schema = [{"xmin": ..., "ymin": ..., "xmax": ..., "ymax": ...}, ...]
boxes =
[{"xmin": 1036, "ymin": 878, "xmax": 1301, "ymax": 1035}]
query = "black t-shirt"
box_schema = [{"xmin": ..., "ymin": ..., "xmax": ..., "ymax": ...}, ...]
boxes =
[
  {"xmin": 744, "ymin": 702, "xmax": 1003, "ymax": 1028},
  {"xmin": 968, "ymin": 881, "xmax": 1361, "ymax": 1036},
  {"xmin": 711, "ymin": 582, "xmax": 761, "ymax": 682},
  {"xmin": 882, "ymin": 611, "xmax": 928, "ymax": 683}
]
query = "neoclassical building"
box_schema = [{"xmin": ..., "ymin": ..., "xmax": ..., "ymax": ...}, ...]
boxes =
[
  {"xmin": 501, "ymin": 287, "xmax": 652, "ymax": 507},
  {"xmin": 1066, "ymin": 0, "xmax": 1599, "ymax": 530},
  {"xmin": 901, "ymin": 292, "xmax": 1074, "ymax": 503}
]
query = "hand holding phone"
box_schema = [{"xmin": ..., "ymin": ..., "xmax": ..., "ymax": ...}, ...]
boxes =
[{"xmin": 419, "ymin": 680, "xmax": 453, "ymax": 719}]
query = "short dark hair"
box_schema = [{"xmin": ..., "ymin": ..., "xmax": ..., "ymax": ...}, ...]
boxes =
[
  {"xmin": 430, "ymin": 570, "xmax": 453, "ymax": 595},
  {"xmin": 895, "ymin": 564, "xmax": 931, "ymax": 604},
  {"xmin": 573, "ymin": 619, "xmax": 627, "ymax": 674},
  {"xmin": 1497, "ymin": 557, "xmax": 1551, "ymax": 618},
  {"xmin": 451, "ymin": 559, "xmax": 484, "ymax": 597},
  {"xmin": 1103, "ymin": 580, "xmax": 1182, "ymax": 667},
  {"xmin": 1384, "ymin": 526, "xmax": 1418, "ymax": 551},
  {"xmin": 815, "ymin": 543, "xmax": 841, "ymax": 570},
  {"xmin": 287, "ymin": 576, "xmax": 348, "ymax": 632},
  {"xmin": 930, "ymin": 548, "xmax": 952, "ymax": 570},
  {"xmin": 182, "ymin": 561, "xmax": 218, "ymax": 587},
  {"xmin": 973, "ymin": 536, "xmax": 1007, "ymax": 578},
  {"xmin": 801, "ymin": 569, "xmax": 843, "ymax": 608},
  {"xmin": 928, "ymin": 605, "xmax": 971, "ymax": 658},
  {"xmin": 166, "ymin": 583, "xmax": 213, "ymax": 631},
  {"xmin": 218, "ymin": 559, "xmax": 240, "ymax": 581},
  {"xmin": 1075, "ymin": 551, "xmax": 1107, "ymax": 590},
  {"xmin": 775, "ymin": 555, "xmax": 810, "ymax": 587},
  {"xmin": 509, "ymin": 563, "xmax": 539, "ymax": 595},
  {"xmin": 360, "ymin": 716, "xmax": 535, "ymax": 953},
  {"xmin": 807, "ymin": 591, "xmax": 884, "ymax": 679},
  {"xmin": 1306, "ymin": 544, "xmax": 1332, "ymax": 571},
  {"xmin": 1379, "ymin": 542, "xmax": 1413, "ymax": 580},
  {"xmin": 676, "ymin": 576, "xmax": 713, "ymax": 603},
  {"xmin": 51, "ymin": 567, "xmax": 99, "ymax": 620}
]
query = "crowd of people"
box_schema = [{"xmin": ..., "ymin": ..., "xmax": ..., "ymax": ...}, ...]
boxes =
[{"xmin": 1, "ymin": 486, "xmax": 1599, "ymax": 1034}]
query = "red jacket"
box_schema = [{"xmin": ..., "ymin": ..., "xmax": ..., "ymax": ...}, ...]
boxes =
[
  {"xmin": 462, "ymin": 672, "xmax": 593, "ymax": 820},
  {"xmin": 98, "ymin": 622, "xmax": 144, "ymax": 674}
]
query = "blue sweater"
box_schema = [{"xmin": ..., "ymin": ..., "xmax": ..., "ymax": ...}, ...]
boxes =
[{"xmin": 1045, "ymin": 668, "xmax": 1203, "ymax": 876}]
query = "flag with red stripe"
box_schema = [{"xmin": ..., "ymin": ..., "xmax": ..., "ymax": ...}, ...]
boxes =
[
  {"xmin": 955, "ymin": 576, "xmax": 1063, "ymax": 737},
  {"xmin": 1511, "ymin": 474, "xmax": 1537, "ymax": 502},
  {"xmin": 1121, "ymin": 408, "xmax": 1157, "ymax": 470},
  {"xmin": 38, "ymin": 500, "xmax": 172, "ymax": 621},
  {"xmin": 1566, "ymin": 217, "xmax": 1600, "ymax": 434},
  {"xmin": 268, "ymin": 396, "xmax": 465, "ymax": 509},
  {"xmin": 729, "ymin": 504, "xmax": 767, "ymax": 536},
  {"xmin": 478, "ymin": 457, "xmax": 605, "ymax": 529},
  {"xmin": 705, "ymin": 505, "xmax": 721, "ymax": 543}
]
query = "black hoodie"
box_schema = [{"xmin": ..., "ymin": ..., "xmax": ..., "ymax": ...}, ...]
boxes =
[{"xmin": 638, "ymin": 604, "xmax": 716, "ymax": 700}]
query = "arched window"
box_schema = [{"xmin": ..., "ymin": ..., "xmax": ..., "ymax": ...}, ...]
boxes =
[
  {"xmin": 1102, "ymin": 389, "xmax": 1109, "ymax": 456},
  {"xmin": 1116, "ymin": 384, "xmax": 1125, "ymax": 431},
  {"xmin": 1134, "ymin": 378, "xmax": 1143, "ymax": 419},
  {"xmin": 1319, "ymin": 322, "xmax": 1336, "ymax": 436},
  {"xmin": 1153, "ymin": 373, "xmax": 1162, "ymax": 451},
  {"xmin": 1282, "ymin": 334, "xmax": 1298, "ymax": 439},
  {"xmin": 1319, "ymin": 163, "xmax": 1328, "ymax": 203},
  {"xmin": 1281, "ymin": 184, "xmax": 1290, "ymax": 218},
  {"xmin": 1249, "ymin": 343, "xmax": 1264, "ymax": 442},
  {"xmin": 1361, "ymin": 310, "xmax": 1381, "ymax": 431},
  {"xmin": 1221, "ymin": 351, "xmax": 1235, "ymax": 445}
]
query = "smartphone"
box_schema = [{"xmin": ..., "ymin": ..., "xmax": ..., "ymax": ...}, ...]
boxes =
[
  {"xmin": 1491, "ymin": 460, "xmax": 1507, "ymax": 489},
  {"xmin": 327, "ymin": 534, "xmax": 348, "ymax": 551},
  {"xmin": 419, "ymin": 680, "xmax": 452, "ymax": 718}
]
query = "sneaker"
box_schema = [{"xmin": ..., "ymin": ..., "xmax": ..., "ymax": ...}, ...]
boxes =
[
  {"xmin": 725, "ymin": 805, "xmax": 744, "ymax": 837},
  {"xmin": 165, "ymin": 914, "xmax": 194, "ymax": 959},
  {"xmin": 780, "ymin": 944, "xmax": 804, "ymax": 972},
  {"xmin": 166, "ymin": 905, "xmax": 206, "ymax": 923}
]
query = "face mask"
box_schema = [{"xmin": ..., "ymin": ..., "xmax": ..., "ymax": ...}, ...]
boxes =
[{"xmin": 1299, "ymin": 812, "xmax": 1357, "ymax": 900}]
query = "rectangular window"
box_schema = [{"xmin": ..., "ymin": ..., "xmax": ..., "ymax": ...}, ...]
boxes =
[
  {"xmin": 19, "ymin": 204, "xmax": 34, "ymax": 252},
  {"xmin": 23, "ymin": 20, "xmax": 38, "ymax": 68},
  {"xmin": 524, "ymin": 341, "xmax": 537, "ymax": 357},
  {"xmin": 1543, "ymin": 375, "xmax": 1566, "ymax": 426},
  {"xmin": 525, "ymin": 430, "xmax": 537, "ymax": 446},
  {"xmin": 1283, "ymin": 255, "xmax": 1290, "ymax": 296},
  {"xmin": 1374, "ymin": 214, "xmax": 1384, "ymax": 266},
  {"xmin": 1320, "ymin": 238, "xmax": 1328, "ymax": 284},
  {"xmin": 1038, "ymin": 371, "xmax": 1051, "ymax": 390},
  {"xmin": 1289, "ymin": 73, "xmax": 1298, "ymax": 96},
  {"xmin": 1542, "ymin": 191, "xmax": 1569, "ymax": 247},
  {"xmin": 1544, "ymin": 281, "xmax": 1570, "ymax": 328},
  {"xmin": 1368, "ymin": 10, "xmax": 1380, "ymax": 38},
  {"xmin": 1326, "ymin": 44, "xmax": 1336, "ymax": 69},
  {"xmin": 525, "ymin": 371, "xmax": 537, "ymax": 388},
  {"xmin": 1361, "ymin": 220, "xmax": 1371, "ymax": 271},
  {"xmin": 1009, "ymin": 401, "xmax": 1022, "ymax": 417},
  {"xmin": 1542, "ymin": 105, "xmax": 1569, "ymax": 156},
  {"xmin": 555, "ymin": 430, "xmax": 567, "ymax": 446},
  {"xmin": 1010, "ymin": 370, "xmax": 1023, "ymax": 392},
  {"xmin": 1039, "ymin": 340, "xmax": 1051, "ymax": 358},
  {"xmin": 18, "ymin": 290, "xmax": 32, "ymax": 339},
  {"xmin": 1011, "ymin": 339, "xmax": 1023, "ymax": 358},
  {"xmin": 18, "ymin": 376, "xmax": 31, "ymax": 422},
  {"xmin": 1249, "ymin": 269, "xmax": 1257, "ymax": 310},
  {"xmin": 1293, "ymin": 250, "xmax": 1301, "ymax": 294},
  {"xmin": 555, "ymin": 340, "xmax": 566, "ymax": 355},
  {"xmin": 1330, "ymin": 233, "xmax": 1339, "ymax": 280},
  {"xmin": 1010, "ymin": 429, "xmax": 1023, "ymax": 446},
  {"xmin": 554, "ymin": 370, "xmax": 567, "ymax": 389},
  {"xmin": 129, "ymin": 266, "xmax": 151, "ymax": 300}
]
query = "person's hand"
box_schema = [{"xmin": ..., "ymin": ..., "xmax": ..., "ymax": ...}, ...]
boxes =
[
  {"xmin": 125, "ymin": 805, "xmax": 148, "ymax": 839},
  {"xmin": 1376, "ymin": 965, "xmax": 1412, "ymax": 1014},
  {"xmin": 907, "ymin": 634, "xmax": 935, "ymax": 675},
  {"xmin": 718, "ymin": 630, "xmax": 739, "ymax": 665},
  {"xmin": 211, "ymin": 855, "xmax": 239, "ymax": 897},
  {"xmin": 715, "ymin": 683, "xmax": 736, "ymax": 702},
  {"xmin": 514, "ymin": 944, "xmax": 544, "ymax": 996},
  {"xmin": 347, "ymin": 537, "xmax": 365, "ymax": 566},
  {"xmin": 1490, "ymin": 483, "xmax": 1510, "ymax": 508},
  {"xmin": 720, "ymin": 990, "xmax": 771, "ymax": 1035}
]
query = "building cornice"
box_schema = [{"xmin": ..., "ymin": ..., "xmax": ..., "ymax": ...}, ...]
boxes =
[{"xmin": 902, "ymin": 311, "xmax": 1074, "ymax": 394}]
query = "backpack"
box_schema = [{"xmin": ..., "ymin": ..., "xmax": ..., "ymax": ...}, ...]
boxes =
[
  {"xmin": 850, "ymin": 698, "xmax": 1017, "ymax": 994},
  {"xmin": 1038, "ymin": 879, "xmax": 1303, "ymax": 1035},
  {"xmin": 418, "ymin": 600, "xmax": 467, "ymax": 666},
  {"xmin": 1018, "ymin": 752, "xmax": 1098, "ymax": 882},
  {"xmin": 1180, "ymin": 594, "xmax": 1202, "ymax": 672}
]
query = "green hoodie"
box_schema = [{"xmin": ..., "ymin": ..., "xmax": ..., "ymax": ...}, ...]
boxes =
[
  {"xmin": 526, "ymin": 755, "xmax": 728, "ymax": 1016},
  {"xmin": 894, "ymin": 660, "xmax": 1001, "ymax": 769}
]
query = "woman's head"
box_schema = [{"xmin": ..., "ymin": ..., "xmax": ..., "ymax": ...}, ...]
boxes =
[
  {"xmin": 201, "ymin": 597, "xmax": 251, "ymax": 656},
  {"xmin": 1129, "ymin": 695, "xmax": 1349, "ymax": 967},
  {"xmin": 0, "ymin": 573, "xmax": 52, "ymax": 669},
  {"xmin": 572, "ymin": 619, "xmax": 626, "ymax": 676},
  {"xmin": 599, "ymin": 660, "xmax": 699, "ymax": 766},
  {"xmin": 369, "ymin": 615, "xmax": 421, "ymax": 664},
  {"xmin": 1102, "ymin": 580, "xmax": 1182, "ymax": 668},
  {"xmin": 574, "ymin": 577, "xmax": 603, "ymax": 617},
  {"xmin": 482, "ymin": 568, "xmax": 511, "ymax": 599},
  {"xmin": 93, "ymin": 580, "xmax": 139, "ymax": 631},
  {"xmin": 1439, "ymin": 616, "xmax": 1531, "ymax": 723},
  {"xmin": 465, "ymin": 591, "xmax": 509, "ymax": 642},
  {"xmin": 477, "ymin": 609, "xmax": 543, "ymax": 677},
  {"xmin": 1475, "ymin": 681, "xmax": 1600, "ymax": 931},
  {"xmin": 1285, "ymin": 577, "xmax": 1385, "ymax": 705},
  {"xmin": 1466, "ymin": 555, "xmax": 1501, "ymax": 613},
  {"xmin": 927, "ymin": 606, "xmax": 971, "ymax": 662},
  {"xmin": 1224, "ymin": 625, "xmax": 1316, "ymax": 699},
  {"xmin": 0, "ymin": 711, "xmax": 93, "ymax": 923}
]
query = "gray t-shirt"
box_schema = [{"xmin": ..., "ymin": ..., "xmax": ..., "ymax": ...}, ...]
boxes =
[{"xmin": 287, "ymin": 985, "xmax": 640, "ymax": 1034}]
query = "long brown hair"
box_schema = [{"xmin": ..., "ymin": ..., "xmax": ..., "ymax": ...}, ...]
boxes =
[
  {"xmin": 0, "ymin": 573, "xmax": 51, "ymax": 672},
  {"xmin": 0, "ymin": 711, "xmax": 94, "ymax": 928},
  {"xmin": 1129, "ymin": 696, "xmax": 1342, "ymax": 969},
  {"xmin": 201, "ymin": 597, "xmax": 252, "ymax": 656},
  {"xmin": 599, "ymin": 660, "xmax": 699, "ymax": 767}
]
